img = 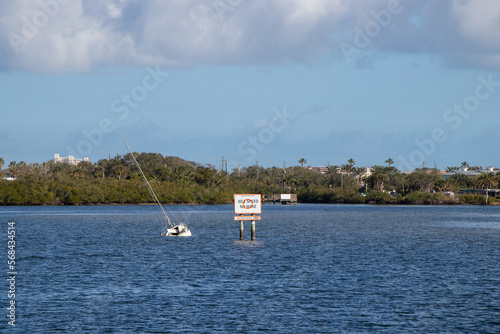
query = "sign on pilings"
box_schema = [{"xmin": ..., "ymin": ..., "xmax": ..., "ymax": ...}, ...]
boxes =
[
  {"xmin": 234, "ymin": 194, "xmax": 261, "ymax": 241},
  {"xmin": 234, "ymin": 194, "xmax": 262, "ymax": 214}
]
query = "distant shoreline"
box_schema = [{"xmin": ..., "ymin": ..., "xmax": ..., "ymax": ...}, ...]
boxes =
[{"xmin": 1, "ymin": 202, "xmax": 498, "ymax": 207}]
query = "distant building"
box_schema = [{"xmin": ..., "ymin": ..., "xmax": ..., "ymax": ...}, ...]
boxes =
[
  {"xmin": 54, "ymin": 154, "xmax": 89, "ymax": 166},
  {"xmin": 1, "ymin": 169, "xmax": 15, "ymax": 181},
  {"xmin": 307, "ymin": 166, "xmax": 329, "ymax": 174},
  {"xmin": 262, "ymin": 194, "xmax": 298, "ymax": 205},
  {"xmin": 442, "ymin": 166, "xmax": 499, "ymax": 180},
  {"xmin": 459, "ymin": 189, "xmax": 500, "ymax": 198},
  {"xmin": 307, "ymin": 166, "xmax": 373, "ymax": 178},
  {"xmin": 280, "ymin": 194, "xmax": 297, "ymax": 205},
  {"xmin": 361, "ymin": 167, "xmax": 373, "ymax": 178}
]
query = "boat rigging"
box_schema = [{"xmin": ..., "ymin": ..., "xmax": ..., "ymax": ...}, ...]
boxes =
[{"xmin": 124, "ymin": 141, "xmax": 192, "ymax": 237}]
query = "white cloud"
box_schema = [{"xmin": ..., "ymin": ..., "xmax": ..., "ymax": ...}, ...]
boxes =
[
  {"xmin": 449, "ymin": 0, "xmax": 500, "ymax": 67},
  {"xmin": 106, "ymin": 3, "xmax": 123, "ymax": 19},
  {"xmin": 1, "ymin": 0, "xmax": 500, "ymax": 72},
  {"xmin": 452, "ymin": 0, "xmax": 500, "ymax": 49}
]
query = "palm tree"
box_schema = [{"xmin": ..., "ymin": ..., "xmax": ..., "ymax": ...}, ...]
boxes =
[
  {"xmin": 341, "ymin": 159, "xmax": 356, "ymax": 175},
  {"xmin": 476, "ymin": 172, "xmax": 498, "ymax": 189},
  {"xmin": 355, "ymin": 166, "xmax": 367, "ymax": 186},
  {"xmin": 356, "ymin": 166, "xmax": 367, "ymax": 176},
  {"xmin": 327, "ymin": 165, "xmax": 339, "ymax": 174},
  {"xmin": 385, "ymin": 158, "xmax": 394, "ymax": 167},
  {"xmin": 476, "ymin": 172, "xmax": 499, "ymax": 205},
  {"xmin": 298, "ymin": 158, "xmax": 307, "ymax": 167},
  {"xmin": 371, "ymin": 165, "xmax": 390, "ymax": 191},
  {"xmin": 461, "ymin": 161, "xmax": 469, "ymax": 170},
  {"xmin": 113, "ymin": 165, "xmax": 126, "ymax": 180}
]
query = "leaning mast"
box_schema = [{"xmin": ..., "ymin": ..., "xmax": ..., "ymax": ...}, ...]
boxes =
[{"xmin": 124, "ymin": 141, "xmax": 174, "ymax": 229}]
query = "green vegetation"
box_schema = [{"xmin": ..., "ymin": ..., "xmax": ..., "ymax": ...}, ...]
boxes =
[{"xmin": 0, "ymin": 154, "xmax": 499, "ymax": 205}]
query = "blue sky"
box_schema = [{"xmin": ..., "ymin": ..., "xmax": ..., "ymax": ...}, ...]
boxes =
[{"xmin": 1, "ymin": 0, "xmax": 500, "ymax": 171}]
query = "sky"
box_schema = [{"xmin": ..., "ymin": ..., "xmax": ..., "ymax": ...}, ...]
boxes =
[{"xmin": 1, "ymin": 0, "xmax": 500, "ymax": 171}]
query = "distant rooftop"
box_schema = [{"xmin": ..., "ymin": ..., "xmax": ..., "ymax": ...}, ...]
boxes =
[
  {"xmin": 307, "ymin": 166, "xmax": 329, "ymax": 174},
  {"xmin": 443, "ymin": 166, "xmax": 499, "ymax": 179},
  {"xmin": 1, "ymin": 169, "xmax": 15, "ymax": 181}
]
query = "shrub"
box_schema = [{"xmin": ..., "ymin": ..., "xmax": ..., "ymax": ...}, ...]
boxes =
[
  {"xmin": 364, "ymin": 191, "xmax": 395, "ymax": 204},
  {"xmin": 460, "ymin": 194, "xmax": 487, "ymax": 205}
]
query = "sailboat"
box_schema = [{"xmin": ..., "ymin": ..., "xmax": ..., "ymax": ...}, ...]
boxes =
[{"xmin": 124, "ymin": 141, "xmax": 192, "ymax": 237}]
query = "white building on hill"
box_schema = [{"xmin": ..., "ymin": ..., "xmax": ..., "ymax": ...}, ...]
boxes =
[{"xmin": 54, "ymin": 154, "xmax": 89, "ymax": 166}]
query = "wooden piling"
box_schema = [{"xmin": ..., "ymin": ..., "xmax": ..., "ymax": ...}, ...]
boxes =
[
  {"xmin": 240, "ymin": 220, "xmax": 244, "ymax": 240},
  {"xmin": 251, "ymin": 215, "xmax": 256, "ymax": 241}
]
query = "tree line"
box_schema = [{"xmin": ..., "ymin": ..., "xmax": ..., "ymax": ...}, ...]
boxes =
[{"xmin": 0, "ymin": 155, "xmax": 499, "ymax": 205}]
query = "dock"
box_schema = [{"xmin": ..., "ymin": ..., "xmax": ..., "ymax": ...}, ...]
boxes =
[{"xmin": 262, "ymin": 194, "xmax": 297, "ymax": 205}]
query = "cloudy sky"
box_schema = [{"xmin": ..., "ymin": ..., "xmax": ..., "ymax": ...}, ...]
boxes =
[{"xmin": 1, "ymin": 0, "xmax": 500, "ymax": 170}]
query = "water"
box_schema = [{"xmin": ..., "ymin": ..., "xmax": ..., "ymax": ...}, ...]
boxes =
[{"xmin": 1, "ymin": 204, "xmax": 499, "ymax": 333}]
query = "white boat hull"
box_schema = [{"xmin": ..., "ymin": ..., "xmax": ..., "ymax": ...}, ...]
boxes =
[{"xmin": 166, "ymin": 223, "xmax": 192, "ymax": 237}]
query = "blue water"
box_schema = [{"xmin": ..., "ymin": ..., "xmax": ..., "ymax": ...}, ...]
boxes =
[{"xmin": 1, "ymin": 204, "xmax": 499, "ymax": 333}]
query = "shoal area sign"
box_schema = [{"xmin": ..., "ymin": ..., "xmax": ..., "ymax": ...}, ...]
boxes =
[
  {"xmin": 234, "ymin": 216, "xmax": 262, "ymax": 221},
  {"xmin": 234, "ymin": 194, "xmax": 262, "ymax": 214}
]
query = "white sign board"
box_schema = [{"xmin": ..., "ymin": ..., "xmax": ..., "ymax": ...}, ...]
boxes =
[
  {"xmin": 234, "ymin": 216, "xmax": 262, "ymax": 221},
  {"xmin": 281, "ymin": 194, "xmax": 291, "ymax": 200},
  {"xmin": 234, "ymin": 194, "xmax": 262, "ymax": 214}
]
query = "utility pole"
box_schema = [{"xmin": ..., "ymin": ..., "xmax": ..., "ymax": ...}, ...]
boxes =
[
  {"xmin": 283, "ymin": 161, "xmax": 286, "ymax": 190},
  {"xmin": 221, "ymin": 155, "xmax": 224, "ymax": 174}
]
